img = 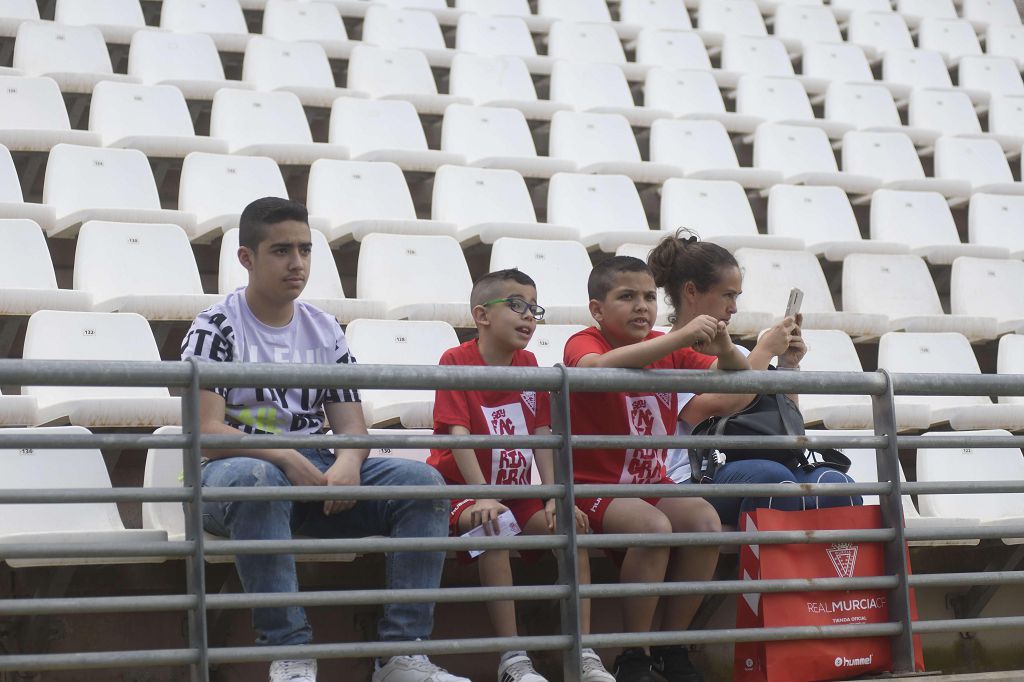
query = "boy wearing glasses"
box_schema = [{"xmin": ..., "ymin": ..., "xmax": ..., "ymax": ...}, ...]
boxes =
[{"xmin": 428, "ymin": 269, "xmax": 614, "ymax": 682}]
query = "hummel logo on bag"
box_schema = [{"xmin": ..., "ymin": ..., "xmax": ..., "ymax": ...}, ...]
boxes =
[{"xmin": 827, "ymin": 543, "xmax": 858, "ymax": 579}]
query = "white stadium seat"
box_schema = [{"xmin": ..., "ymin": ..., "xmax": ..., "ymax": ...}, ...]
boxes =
[
  {"xmin": 440, "ymin": 104, "xmax": 575, "ymax": 179},
  {"xmin": 13, "ymin": 21, "xmax": 137, "ymax": 94},
  {"xmin": 958, "ymin": 56, "xmax": 1024, "ymax": 99},
  {"xmin": 733, "ymin": 248, "xmax": 887, "ymax": 338},
  {"xmin": 963, "ymin": 0, "xmax": 1022, "ymax": 27},
  {"xmin": 453, "ymin": 0, "xmax": 530, "ymax": 17},
  {"xmin": 619, "ymin": 0, "xmax": 691, "ymax": 29},
  {"xmin": 644, "ymin": 67, "xmax": 762, "ymax": 134},
  {"xmin": 367, "ymin": 428, "xmax": 434, "ymax": 464},
  {"xmin": 908, "ymin": 88, "xmax": 994, "ymax": 147},
  {"xmin": 242, "ymin": 35, "xmax": 361, "ymax": 108},
  {"xmin": 766, "ymin": 184, "xmax": 907, "ymax": 261},
  {"xmin": 753, "ymin": 123, "xmax": 879, "ymax": 197},
  {"xmin": 986, "ymin": 24, "xmax": 1024, "ymax": 69},
  {"xmin": 23, "ymin": 311, "xmax": 181, "ymax": 428},
  {"xmin": 841, "ymin": 131, "xmax": 971, "ymax": 200},
  {"xmin": 159, "ymin": 0, "xmax": 250, "ymax": 53},
  {"xmin": 128, "ymin": 29, "xmax": 252, "ymax": 102},
  {"xmin": 357, "ymin": 233, "xmax": 474, "ymax": 327},
  {"xmin": 346, "ymin": 45, "xmax": 469, "ymax": 115},
  {"xmin": 0, "ymin": 0, "xmax": 38, "ymax": 39},
  {"xmin": 933, "ymin": 136, "xmax": 1024, "ymax": 195},
  {"xmin": 998, "ymin": 334, "xmax": 1024, "ymax": 404},
  {"xmin": 261, "ymin": 0, "xmax": 351, "ymax": 59},
  {"xmin": 896, "ymin": 0, "xmax": 956, "ymax": 28},
  {"xmin": 362, "ymin": 6, "xmax": 454, "ymax": 66},
  {"xmin": 847, "ymin": 10, "xmax": 914, "ymax": 59},
  {"xmin": 736, "ymin": 75, "xmax": 851, "ymax": 140},
  {"xmin": 489, "ymin": 238, "xmax": 593, "ymax": 326},
  {"xmin": 448, "ymin": 54, "xmax": 569, "ymax": 121},
  {"xmin": 950, "ymin": 256, "xmax": 1024, "ymax": 335},
  {"xmin": 1, "ymin": 426, "xmax": 168, "ymax": 567},
  {"xmin": 219, "ymin": 228, "xmax": 385, "ymax": 323},
  {"xmin": 649, "ymin": 119, "xmax": 781, "ymax": 190},
  {"xmin": 882, "ymin": 48, "xmax": 956, "ymax": 92},
  {"xmin": 454, "ymin": 13, "xmax": 548, "ymax": 73},
  {"xmin": 969, "ymin": 193, "xmax": 1024, "ymax": 257},
  {"xmin": 330, "ymin": 97, "xmax": 463, "ymax": 173},
  {"xmin": 537, "ymin": 0, "xmax": 612, "ymax": 23},
  {"xmin": 527, "ymin": 324, "xmax": 590, "ymax": 366},
  {"xmin": 0, "ymin": 388, "xmax": 35, "ymax": 426},
  {"xmin": 987, "ymin": 94, "xmax": 1024, "ymax": 147},
  {"xmin": 549, "ymin": 61, "xmax": 669, "ymax": 127},
  {"xmin": 547, "ymin": 21, "xmax": 630, "ymax": 71},
  {"xmin": 721, "ymin": 36, "xmax": 794, "ymax": 79},
  {"xmin": 0, "ymin": 75, "xmax": 100, "ymax": 152},
  {"xmin": 918, "ymin": 18, "xmax": 983, "ymax": 66},
  {"xmin": 698, "ymin": 0, "xmax": 767, "ymax": 41},
  {"xmin": 431, "ymin": 165, "xmax": 577, "ymax": 246},
  {"xmin": 0, "ymin": 145, "xmax": 54, "ymax": 229},
  {"xmin": 635, "ymin": 29, "xmax": 712, "ymax": 71},
  {"xmin": 0, "ymin": 218, "xmax": 91, "ymax": 319},
  {"xmin": 826, "ymin": 83, "xmax": 935, "ymax": 147},
  {"xmin": 831, "ymin": 0, "xmax": 893, "ymax": 21},
  {"xmin": 74, "ymin": 221, "xmax": 222, "ymax": 321},
  {"xmin": 773, "ymin": 5, "xmax": 841, "ymax": 49},
  {"xmin": 307, "ymin": 159, "xmax": 456, "ymax": 246},
  {"xmin": 344, "ymin": 319, "xmax": 460, "ymax": 428},
  {"xmin": 843, "ymin": 253, "xmax": 999, "ymax": 341},
  {"xmin": 547, "ymin": 172, "xmax": 654, "ymax": 253},
  {"xmin": 42, "ymin": 144, "xmax": 196, "ymax": 240},
  {"xmin": 54, "ymin": 0, "xmax": 146, "ymax": 44},
  {"xmin": 802, "ymin": 43, "xmax": 878, "ymax": 91},
  {"xmin": 878, "ymin": 333, "xmax": 1024, "ymax": 430}
]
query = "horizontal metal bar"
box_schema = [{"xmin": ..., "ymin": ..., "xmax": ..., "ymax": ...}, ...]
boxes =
[
  {"xmin": 0, "ymin": 594, "xmax": 197, "ymax": 616},
  {"xmin": 892, "ymin": 372, "xmax": 1024, "ymax": 397},
  {"xmin": 913, "ymin": 616, "xmax": 1024, "ymax": 634},
  {"xmin": 0, "ymin": 359, "xmax": 192, "ymax": 388},
  {"xmin": 0, "ymin": 487, "xmax": 192, "ymax": 504},
  {"xmin": 0, "ymin": 648, "xmax": 198, "ymax": 673},
  {"xmin": 909, "ymin": 571, "xmax": 1024, "ymax": 589},
  {"xmin": 202, "ymin": 535, "xmax": 567, "ymax": 555},
  {"xmin": 570, "ymin": 434, "xmax": 887, "ymax": 450},
  {"xmin": 0, "ymin": 541, "xmax": 193, "ymax": 559},
  {"xmin": 206, "ymin": 584, "xmax": 569, "ymax": 610},
  {"xmin": 897, "ymin": 435, "xmax": 1024, "ymax": 449},
  {"xmin": 901, "ymin": 481, "xmax": 1024, "ymax": 495},
  {"xmin": 583, "ymin": 622, "xmax": 903, "ymax": 648},
  {"xmin": 0, "ymin": 433, "xmax": 192, "ymax": 450},
  {"xmin": 576, "ymin": 529, "xmax": 895, "ymax": 548},
  {"xmin": 580, "ymin": 576, "xmax": 899, "ymax": 598},
  {"xmin": 903, "ymin": 524, "xmax": 1024, "ymax": 542}
]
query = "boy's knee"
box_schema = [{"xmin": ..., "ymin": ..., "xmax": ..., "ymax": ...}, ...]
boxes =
[
  {"xmin": 639, "ymin": 509, "xmax": 674, "ymax": 535},
  {"xmin": 222, "ymin": 458, "xmax": 291, "ymax": 488},
  {"xmin": 666, "ymin": 499, "xmax": 721, "ymax": 533}
]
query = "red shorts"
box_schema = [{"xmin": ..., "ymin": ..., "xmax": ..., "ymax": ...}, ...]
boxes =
[
  {"xmin": 449, "ymin": 496, "xmax": 546, "ymax": 565},
  {"xmin": 576, "ymin": 477, "xmax": 672, "ymax": 565}
]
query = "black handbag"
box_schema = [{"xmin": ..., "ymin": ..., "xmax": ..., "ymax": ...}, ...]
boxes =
[{"xmin": 688, "ymin": 391, "xmax": 851, "ymax": 484}]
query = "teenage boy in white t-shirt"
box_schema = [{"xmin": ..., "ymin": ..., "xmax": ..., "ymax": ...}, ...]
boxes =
[{"xmin": 181, "ymin": 197, "xmax": 468, "ymax": 682}]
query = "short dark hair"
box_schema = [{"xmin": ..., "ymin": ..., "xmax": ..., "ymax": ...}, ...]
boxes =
[
  {"xmin": 471, "ymin": 268, "xmax": 537, "ymax": 308},
  {"xmin": 238, "ymin": 197, "xmax": 309, "ymax": 250},
  {"xmin": 588, "ymin": 256, "xmax": 652, "ymax": 300}
]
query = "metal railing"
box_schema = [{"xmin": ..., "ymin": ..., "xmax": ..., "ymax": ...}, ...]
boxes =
[{"xmin": 1, "ymin": 359, "xmax": 1024, "ymax": 680}]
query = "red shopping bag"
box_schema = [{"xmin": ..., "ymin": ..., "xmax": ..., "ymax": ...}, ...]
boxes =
[{"xmin": 734, "ymin": 506, "xmax": 924, "ymax": 682}]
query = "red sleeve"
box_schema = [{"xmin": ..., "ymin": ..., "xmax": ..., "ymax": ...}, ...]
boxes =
[
  {"xmin": 535, "ymin": 390, "xmax": 552, "ymax": 429},
  {"xmin": 432, "ymin": 348, "xmax": 472, "ymax": 431},
  {"xmin": 563, "ymin": 329, "xmax": 606, "ymax": 368},
  {"xmin": 673, "ymin": 347, "xmax": 716, "ymax": 370}
]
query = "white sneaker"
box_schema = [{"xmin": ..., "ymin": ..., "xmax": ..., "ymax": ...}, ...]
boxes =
[
  {"xmin": 269, "ymin": 659, "xmax": 316, "ymax": 682},
  {"xmin": 372, "ymin": 654, "xmax": 471, "ymax": 682},
  {"xmin": 497, "ymin": 654, "xmax": 548, "ymax": 682},
  {"xmin": 580, "ymin": 650, "xmax": 615, "ymax": 682}
]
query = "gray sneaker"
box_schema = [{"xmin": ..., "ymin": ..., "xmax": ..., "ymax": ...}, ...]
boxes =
[
  {"xmin": 269, "ymin": 659, "xmax": 316, "ymax": 682},
  {"xmin": 372, "ymin": 654, "xmax": 471, "ymax": 682},
  {"xmin": 581, "ymin": 650, "xmax": 615, "ymax": 682},
  {"xmin": 498, "ymin": 653, "xmax": 548, "ymax": 682}
]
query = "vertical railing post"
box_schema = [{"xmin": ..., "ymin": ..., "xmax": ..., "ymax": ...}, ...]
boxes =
[
  {"xmin": 552, "ymin": 365, "xmax": 583, "ymax": 680},
  {"xmin": 871, "ymin": 369, "xmax": 916, "ymax": 672},
  {"xmin": 183, "ymin": 358, "xmax": 210, "ymax": 682}
]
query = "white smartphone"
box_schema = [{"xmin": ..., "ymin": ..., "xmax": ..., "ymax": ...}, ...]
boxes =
[{"xmin": 784, "ymin": 287, "xmax": 804, "ymax": 319}]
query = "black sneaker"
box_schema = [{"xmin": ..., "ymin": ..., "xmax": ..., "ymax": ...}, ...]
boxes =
[
  {"xmin": 612, "ymin": 648, "xmax": 661, "ymax": 682},
  {"xmin": 650, "ymin": 645, "xmax": 704, "ymax": 682}
]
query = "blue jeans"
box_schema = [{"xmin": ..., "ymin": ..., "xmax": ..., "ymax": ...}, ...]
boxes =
[
  {"xmin": 201, "ymin": 449, "xmax": 449, "ymax": 647},
  {"xmin": 702, "ymin": 459, "xmax": 863, "ymax": 527}
]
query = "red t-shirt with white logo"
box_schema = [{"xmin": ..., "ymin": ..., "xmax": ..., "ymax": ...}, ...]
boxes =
[
  {"xmin": 429, "ymin": 339, "xmax": 551, "ymax": 486},
  {"xmin": 563, "ymin": 327, "xmax": 715, "ymax": 485}
]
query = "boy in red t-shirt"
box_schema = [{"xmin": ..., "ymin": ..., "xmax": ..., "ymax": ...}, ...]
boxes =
[
  {"xmin": 563, "ymin": 256, "xmax": 750, "ymax": 682},
  {"xmin": 430, "ymin": 269, "xmax": 614, "ymax": 682}
]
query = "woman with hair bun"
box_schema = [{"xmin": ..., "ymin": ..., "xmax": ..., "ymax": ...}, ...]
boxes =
[{"xmin": 647, "ymin": 229, "xmax": 860, "ymax": 527}]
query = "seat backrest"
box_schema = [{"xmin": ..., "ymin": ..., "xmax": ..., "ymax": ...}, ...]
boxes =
[
  {"xmin": 128, "ymin": 29, "xmax": 226, "ymax": 84},
  {"xmin": 998, "ymin": 334, "xmax": 1024, "ymax": 404},
  {"xmin": 736, "ymin": 74, "xmax": 812, "ymax": 121},
  {"xmin": 356, "ymin": 233, "xmax": 472, "ymax": 306},
  {"xmin": 329, "ymin": 97, "xmax": 428, "ymax": 156},
  {"xmin": 0, "ymin": 75, "xmax": 73, "ymax": 132},
  {"xmin": 547, "ymin": 20, "xmax": 626, "ymax": 63},
  {"xmin": 832, "ymin": 0, "xmax": 893, "ymax": 14},
  {"xmin": 733, "ymin": 248, "xmax": 837, "ymax": 315},
  {"xmin": 550, "ymin": 61, "xmax": 634, "ymax": 110},
  {"xmin": 753, "ymin": 123, "xmax": 838, "ymax": 175},
  {"xmin": 23, "ymin": 311, "xmax": 170, "ymax": 401},
  {"xmin": 432, "ymin": 165, "xmax": 538, "ymax": 228},
  {"xmin": 959, "ymin": 55, "xmax": 1024, "ymax": 96},
  {"xmin": 179, "ymin": 152, "xmax": 287, "ymax": 226},
  {"xmin": 346, "ymin": 44, "xmax": 437, "ymax": 97},
  {"xmin": 722, "ymin": 36, "xmax": 795, "ymax": 77},
  {"xmin": 242, "ymin": 35, "xmax": 335, "ymax": 91},
  {"xmin": 55, "ymin": 0, "xmax": 145, "ymax": 30},
  {"xmin": 968, "ymin": 192, "xmax": 1024, "ymax": 253},
  {"xmin": 42, "ymin": 144, "xmax": 161, "ymax": 217},
  {"xmin": 882, "ymin": 48, "xmax": 953, "ymax": 88},
  {"xmin": 75, "ymin": 221, "xmax": 204, "ymax": 299},
  {"xmin": 0, "ymin": 145, "xmax": 25, "ymax": 203},
  {"xmin": 909, "ymin": 88, "xmax": 982, "ymax": 135},
  {"xmin": 307, "ymin": 159, "xmax": 418, "ymax": 226},
  {"xmin": 0, "ymin": 0, "xmax": 39, "ymax": 24},
  {"xmin": 367, "ymin": 428, "xmax": 434, "ymax": 463},
  {"xmin": 842, "ymin": 253, "xmax": 944, "ymax": 317},
  {"xmin": 89, "ymin": 81, "xmax": 196, "ymax": 143},
  {"xmin": 848, "ymin": 10, "xmax": 913, "ymax": 55},
  {"xmin": 440, "ymin": 104, "xmax": 538, "ymax": 160},
  {"xmin": 825, "ymin": 82, "xmax": 902, "ymax": 130},
  {"xmin": 986, "ymin": 24, "xmax": 1024, "ymax": 64},
  {"xmin": 896, "ymin": 0, "xmax": 957, "ymax": 21},
  {"xmin": 842, "ymin": 130, "xmax": 925, "ymax": 182},
  {"xmin": 990, "ymin": 94, "xmax": 1024, "ymax": 137},
  {"xmin": 526, "ymin": 324, "xmax": 589, "ymax": 367},
  {"xmin": 870, "ymin": 188, "xmax": 962, "ymax": 249},
  {"xmin": 13, "ymin": 21, "xmax": 113, "ymax": 76},
  {"xmin": 802, "ymin": 42, "xmax": 874, "ymax": 83},
  {"xmin": 454, "ymin": 0, "xmax": 530, "ymax": 14},
  {"xmin": 878, "ymin": 332, "xmax": 984, "ymax": 384},
  {"xmin": 490, "ymin": 237, "xmax": 592, "ymax": 308},
  {"xmin": 0, "ymin": 425, "xmax": 127, "ymax": 536},
  {"xmin": 218, "ymin": 227, "xmax": 344, "ymax": 299},
  {"xmin": 211, "ymin": 89, "xmax": 314, "ymax": 147},
  {"xmin": 448, "ymin": 53, "xmax": 538, "ymax": 104},
  {"xmin": 547, "ymin": 172, "xmax": 649, "ymax": 240},
  {"xmin": 698, "ymin": 0, "xmax": 767, "ymax": 37},
  {"xmin": 262, "ymin": 0, "xmax": 348, "ymax": 42},
  {"xmin": 767, "ymin": 184, "xmax": 861, "ymax": 244},
  {"xmin": 798, "ymin": 329, "xmax": 865, "ymax": 374},
  {"xmin": 142, "ymin": 424, "xmax": 185, "ymax": 537},
  {"xmin": 918, "ymin": 17, "xmax": 983, "ymax": 61},
  {"xmin": 619, "ymin": 0, "xmax": 691, "ymax": 29},
  {"xmin": 934, "ymin": 136, "xmax": 1014, "ymax": 187},
  {"xmin": 650, "ymin": 118, "xmax": 739, "ymax": 173},
  {"xmin": 549, "ymin": 111, "xmax": 641, "ymax": 166},
  {"xmin": 964, "ymin": 0, "xmax": 1022, "ymax": 26},
  {"xmin": 950, "ymin": 256, "xmax": 1024, "ymax": 321},
  {"xmin": 635, "ymin": 29, "xmax": 712, "ymax": 70},
  {"xmin": 362, "ymin": 5, "xmax": 446, "ymax": 51},
  {"xmin": 0, "ymin": 218, "xmax": 59, "ymax": 289},
  {"xmin": 774, "ymin": 4, "xmax": 841, "ymax": 44},
  {"xmin": 661, "ymin": 178, "xmax": 758, "ymax": 238},
  {"xmin": 644, "ymin": 67, "xmax": 725, "ymax": 115},
  {"xmin": 454, "ymin": 13, "xmax": 536, "ymax": 57},
  {"xmin": 160, "ymin": 0, "xmax": 248, "ymax": 35},
  {"xmin": 917, "ymin": 429, "xmax": 1024, "ymax": 520},
  {"xmin": 537, "ymin": 0, "xmax": 612, "ymax": 22}
]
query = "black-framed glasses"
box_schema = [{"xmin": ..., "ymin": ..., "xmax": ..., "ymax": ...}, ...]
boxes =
[{"xmin": 480, "ymin": 297, "xmax": 546, "ymax": 321}]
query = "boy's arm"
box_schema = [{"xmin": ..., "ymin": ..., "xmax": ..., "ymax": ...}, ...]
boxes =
[
  {"xmin": 531, "ymin": 426, "xmax": 588, "ymax": 533},
  {"xmin": 198, "ymin": 389, "xmax": 326, "ymax": 487},
  {"xmin": 322, "ymin": 401, "xmax": 371, "ymax": 515},
  {"xmin": 576, "ymin": 316, "xmax": 719, "ymax": 369},
  {"xmin": 450, "ymin": 424, "xmax": 507, "ymax": 533}
]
